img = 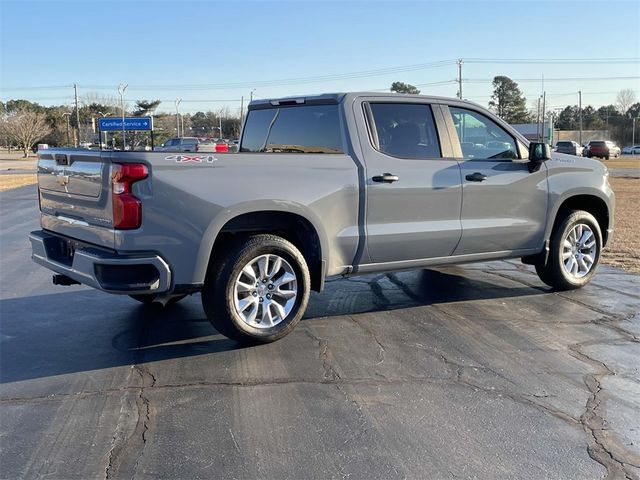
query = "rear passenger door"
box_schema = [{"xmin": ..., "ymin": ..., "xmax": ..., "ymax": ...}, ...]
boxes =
[
  {"xmin": 443, "ymin": 105, "xmax": 548, "ymax": 255},
  {"xmin": 355, "ymin": 99, "xmax": 463, "ymax": 264}
]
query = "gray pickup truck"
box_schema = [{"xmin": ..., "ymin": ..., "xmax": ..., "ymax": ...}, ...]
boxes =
[{"xmin": 30, "ymin": 92, "xmax": 615, "ymax": 343}]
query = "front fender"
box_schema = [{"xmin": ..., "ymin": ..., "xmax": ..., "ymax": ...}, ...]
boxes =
[{"xmin": 544, "ymin": 161, "xmax": 614, "ymax": 245}]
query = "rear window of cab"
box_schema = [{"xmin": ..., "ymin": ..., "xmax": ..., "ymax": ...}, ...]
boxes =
[{"xmin": 240, "ymin": 105, "xmax": 343, "ymax": 154}]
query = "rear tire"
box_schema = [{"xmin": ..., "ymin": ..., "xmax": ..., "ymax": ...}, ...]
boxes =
[
  {"xmin": 202, "ymin": 234, "xmax": 310, "ymax": 343},
  {"xmin": 535, "ymin": 210, "xmax": 602, "ymax": 290}
]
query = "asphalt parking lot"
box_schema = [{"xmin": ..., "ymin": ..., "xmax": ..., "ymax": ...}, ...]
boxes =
[{"xmin": 1, "ymin": 185, "xmax": 639, "ymax": 479}]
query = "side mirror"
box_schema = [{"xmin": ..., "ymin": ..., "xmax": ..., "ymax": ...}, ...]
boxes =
[{"xmin": 528, "ymin": 142, "xmax": 550, "ymax": 172}]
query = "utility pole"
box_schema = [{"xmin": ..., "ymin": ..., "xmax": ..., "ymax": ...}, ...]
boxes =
[
  {"xmin": 118, "ymin": 83, "xmax": 128, "ymax": 150},
  {"xmin": 250, "ymin": 89, "xmax": 256, "ymax": 103},
  {"xmin": 175, "ymin": 98, "xmax": 182, "ymax": 137},
  {"xmin": 457, "ymin": 59, "xmax": 463, "ymax": 99},
  {"xmin": 541, "ymin": 91, "xmax": 546, "ymax": 143},
  {"xmin": 240, "ymin": 96, "xmax": 244, "ymax": 127},
  {"xmin": 578, "ymin": 90, "xmax": 583, "ymax": 146},
  {"xmin": 219, "ymin": 114, "xmax": 223, "ymax": 140},
  {"xmin": 536, "ymin": 97, "xmax": 541, "ymax": 141},
  {"xmin": 74, "ymin": 83, "xmax": 80, "ymax": 147},
  {"xmin": 62, "ymin": 112, "xmax": 71, "ymax": 146},
  {"xmin": 633, "ymin": 117, "xmax": 638, "ymax": 149}
]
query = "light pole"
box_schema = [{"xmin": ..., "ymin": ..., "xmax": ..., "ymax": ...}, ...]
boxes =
[
  {"xmin": 175, "ymin": 99, "xmax": 182, "ymax": 137},
  {"xmin": 457, "ymin": 59, "xmax": 463, "ymax": 99},
  {"xmin": 633, "ymin": 116, "xmax": 639, "ymax": 149},
  {"xmin": 97, "ymin": 111, "xmax": 110, "ymax": 149},
  {"xmin": 578, "ymin": 90, "xmax": 583, "ymax": 146},
  {"xmin": 118, "ymin": 83, "xmax": 128, "ymax": 150},
  {"xmin": 62, "ymin": 112, "xmax": 72, "ymax": 146},
  {"xmin": 250, "ymin": 89, "xmax": 256, "ymax": 102}
]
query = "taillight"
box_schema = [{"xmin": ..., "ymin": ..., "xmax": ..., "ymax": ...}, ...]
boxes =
[{"xmin": 111, "ymin": 163, "xmax": 148, "ymax": 230}]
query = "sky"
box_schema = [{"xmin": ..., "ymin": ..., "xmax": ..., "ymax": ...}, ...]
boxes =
[{"xmin": 1, "ymin": 0, "xmax": 639, "ymax": 116}]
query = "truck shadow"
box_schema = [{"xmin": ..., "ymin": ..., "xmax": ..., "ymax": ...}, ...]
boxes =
[
  {"xmin": 0, "ymin": 267, "xmax": 547, "ymax": 384},
  {"xmin": 304, "ymin": 267, "xmax": 546, "ymax": 319}
]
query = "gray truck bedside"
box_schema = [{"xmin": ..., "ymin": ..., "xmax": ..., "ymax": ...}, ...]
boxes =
[{"xmin": 30, "ymin": 92, "xmax": 615, "ymax": 343}]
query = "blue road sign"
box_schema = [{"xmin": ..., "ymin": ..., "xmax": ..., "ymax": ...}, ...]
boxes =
[{"xmin": 98, "ymin": 117, "xmax": 153, "ymax": 131}]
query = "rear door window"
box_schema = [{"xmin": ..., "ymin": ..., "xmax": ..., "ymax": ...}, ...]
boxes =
[
  {"xmin": 367, "ymin": 103, "xmax": 441, "ymax": 159},
  {"xmin": 241, "ymin": 105, "xmax": 343, "ymax": 153}
]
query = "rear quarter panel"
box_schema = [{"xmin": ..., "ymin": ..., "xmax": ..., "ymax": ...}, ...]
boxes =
[{"xmin": 109, "ymin": 151, "xmax": 360, "ymax": 285}]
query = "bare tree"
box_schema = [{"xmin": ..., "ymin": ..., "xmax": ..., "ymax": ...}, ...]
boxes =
[
  {"xmin": 616, "ymin": 89, "xmax": 636, "ymax": 115},
  {"xmin": 0, "ymin": 110, "xmax": 51, "ymax": 157}
]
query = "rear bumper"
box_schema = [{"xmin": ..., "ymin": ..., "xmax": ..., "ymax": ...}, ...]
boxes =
[{"xmin": 29, "ymin": 230, "xmax": 172, "ymax": 294}]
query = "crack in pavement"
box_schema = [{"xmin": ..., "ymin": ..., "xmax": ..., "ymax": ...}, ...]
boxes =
[
  {"xmin": 304, "ymin": 330, "xmax": 341, "ymax": 381},
  {"xmin": 438, "ymin": 353, "xmax": 582, "ymax": 427},
  {"xmin": 569, "ymin": 343, "xmax": 640, "ymax": 479},
  {"xmin": 459, "ymin": 266, "xmax": 640, "ymax": 478},
  {"xmin": 348, "ymin": 315, "xmax": 386, "ymax": 365},
  {"xmin": 104, "ymin": 364, "xmax": 155, "ymax": 480},
  {"xmin": 333, "ymin": 382, "xmax": 369, "ymax": 446}
]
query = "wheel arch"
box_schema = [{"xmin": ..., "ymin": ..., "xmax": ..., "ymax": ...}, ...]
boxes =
[
  {"xmin": 195, "ymin": 204, "xmax": 329, "ymax": 292},
  {"xmin": 546, "ymin": 192, "xmax": 611, "ymax": 247}
]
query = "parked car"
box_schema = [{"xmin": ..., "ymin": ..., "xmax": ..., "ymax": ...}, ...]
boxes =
[
  {"xmin": 30, "ymin": 92, "xmax": 615, "ymax": 344},
  {"xmin": 154, "ymin": 137, "xmax": 200, "ymax": 152},
  {"xmin": 586, "ymin": 140, "xmax": 621, "ymax": 160},
  {"xmin": 622, "ymin": 145, "xmax": 640, "ymax": 155},
  {"xmin": 555, "ymin": 141, "xmax": 583, "ymax": 156},
  {"xmin": 196, "ymin": 139, "xmax": 217, "ymax": 152}
]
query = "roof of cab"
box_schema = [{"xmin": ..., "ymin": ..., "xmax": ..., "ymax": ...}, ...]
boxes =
[{"xmin": 247, "ymin": 92, "xmax": 485, "ymax": 110}]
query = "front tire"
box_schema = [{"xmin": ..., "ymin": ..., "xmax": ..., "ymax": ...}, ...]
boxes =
[
  {"xmin": 535, "ymin": 210, "xmax": 602, "ymax": 290},
  {"xmin": 202, "ymin": 234, "xmax": 310, "ymax": 343}
]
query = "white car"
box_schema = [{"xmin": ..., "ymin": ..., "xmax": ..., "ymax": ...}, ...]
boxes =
[{"xmin": 622, "ymin": 145, "xmax": 640, "ymax": 155}]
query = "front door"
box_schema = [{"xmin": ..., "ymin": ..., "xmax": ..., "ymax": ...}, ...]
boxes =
[
  {"xmin": 355, "ymin": 100, "xmax": 463, "ymax": 264},
  {"xmin": 443, "ymin": 105, "xmax": 548, "ymax": 255}
]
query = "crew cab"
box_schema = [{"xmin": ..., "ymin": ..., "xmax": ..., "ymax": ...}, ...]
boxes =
[{"xmin": 30, "ymin": 93, "xmax": 615, "ymax": 343}]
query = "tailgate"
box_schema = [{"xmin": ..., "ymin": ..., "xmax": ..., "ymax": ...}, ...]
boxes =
[{"xmin": 37, "ymin": 150, "xmax": 115, "ymax": 248}]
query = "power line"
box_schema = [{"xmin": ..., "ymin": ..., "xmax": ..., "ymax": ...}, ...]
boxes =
[
  {"xmin": 465, "ymin": 57, "xmax": 640, "ymax": 64},
  {"xmin": 464, "ymin": 76, "xmax": 640, "ymax": 84},
  {"xmin": 76, "ymin": 60, "xmax": 458, "ymax": 91},
  {"xmin": 3, "ymin": 58, "xmax": 638, "ymax": 92}
]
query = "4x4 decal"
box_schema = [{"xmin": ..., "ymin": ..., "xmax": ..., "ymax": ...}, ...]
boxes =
[{"xmin": 165, "ymin": 155, "xmax": 218, "ymax": 163}]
